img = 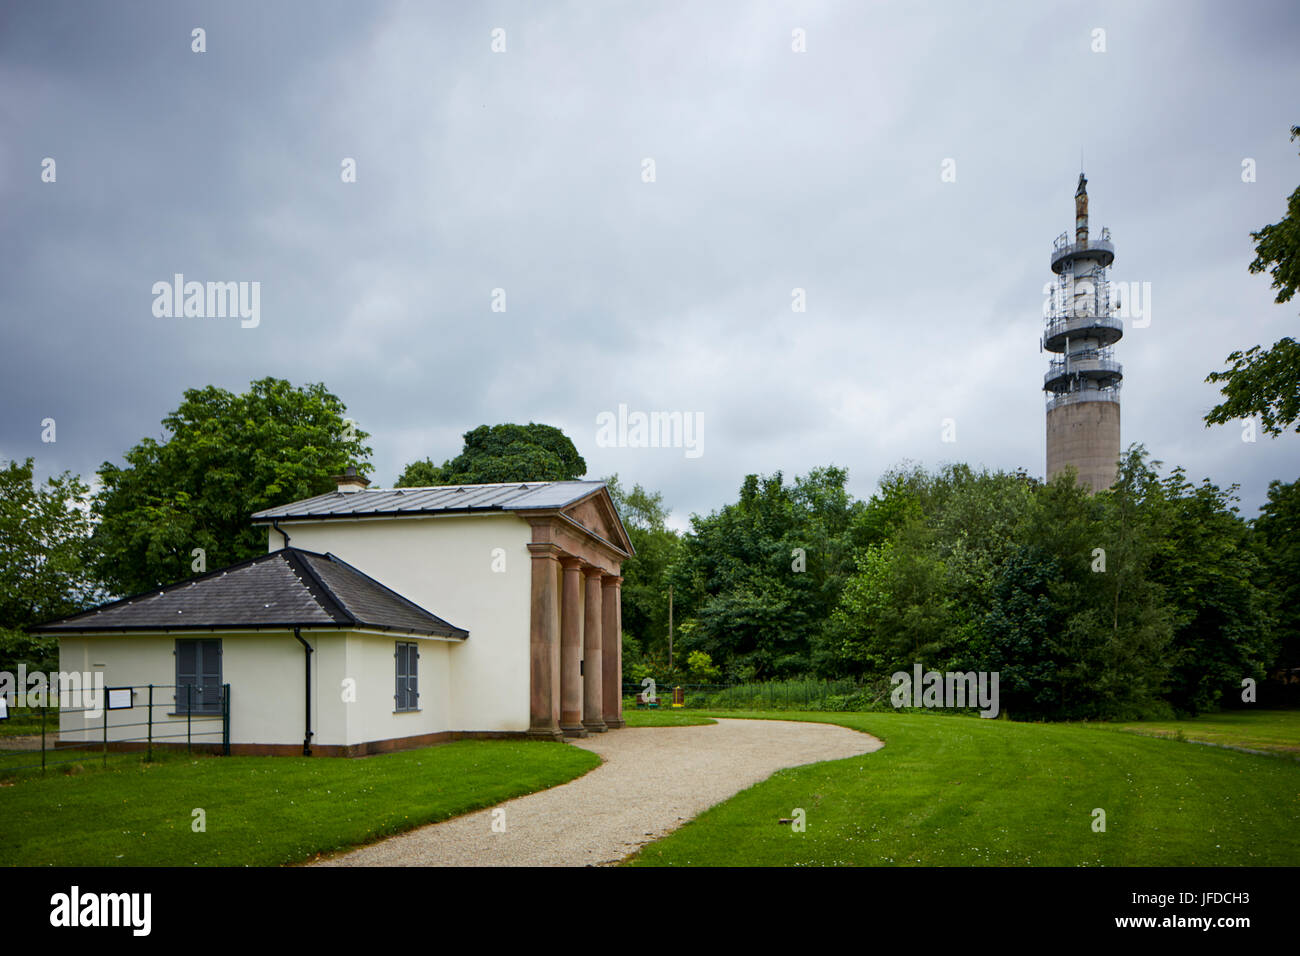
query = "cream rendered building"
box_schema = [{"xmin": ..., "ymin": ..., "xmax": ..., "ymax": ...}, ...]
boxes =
[{"xmin": 42, "ymin": 478, "xmax": 633, "ymax": 756}]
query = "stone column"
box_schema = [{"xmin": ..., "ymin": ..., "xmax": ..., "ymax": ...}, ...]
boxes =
[
  {"xmin": 527, "ymin": 543, "xmax": 563, "ymax": 741},
  {"xmin": 582, "ymin": 565, "xmax": 606, "ymax": 733},
  {"xmin": 601, "ymin": 574, "xmax": 624, "ymax": 729},
  {"xmin": 559, "ymin": 556, "xmax": 587, "ymax": 737}
]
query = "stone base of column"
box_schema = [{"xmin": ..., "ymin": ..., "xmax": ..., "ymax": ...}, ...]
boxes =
[
  {"xmin": 560, "ymin": 723, "xmax": 589, "ymax": 738},
  {"xmin": 603, "ymin": 719, "xmax": 625, "ymax": 730},
  {"xmin": 526, "ymin": 728, "xmax": 565, "ymax": 742},
  {"xmin": 582, "ymin": 719, "xmax": 608, "ymax": 733}
]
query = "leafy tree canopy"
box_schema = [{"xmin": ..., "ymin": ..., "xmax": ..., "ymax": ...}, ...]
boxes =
[
  {"xmin": 1254, "ymin": 477, "xmax": 1300, "ymax": 680},
  {"xmin": 1206, "ymin": 124, "xmax": 1300, "ymax": 436},
  {"xmin": 604, "ymin": 473, "xmax": 682, "ymax": 666},
  {"xmin": 0, "ymin": 457, "xmax": 102, "ymax": 629},
  {"xmin": 88, "ymin": 378, "xmax": 371, "ymax": 596},
  {"xmin": 0, "ymin": 457, "xmax": 104, "ymax": 672},
  {"xmin": 669, "ymin": 467, "xmax": 862, "ymax": 682},
  {"xmin": 395, "ymin": 423, "xmax": 585, "ymax": 487}
]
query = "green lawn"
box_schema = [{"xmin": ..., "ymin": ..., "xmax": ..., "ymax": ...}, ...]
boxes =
[
  {"xmin": 628, "ymin": 711, "xmax": 1300, "ymax": 866},
  {"xmin": 1099, "ymin": 710, "xmax": 1300, "ymax": 756},
  {"xmin": 0, "ymin": 708, "xmax": 56, "ymax": 738},
  {"xmin": 0, "ymin": 740, "xmax": 599, "ymax": 866},
  {"xmin": 622, "ymin": 709, "xmax": 716, "ymax": 727}
]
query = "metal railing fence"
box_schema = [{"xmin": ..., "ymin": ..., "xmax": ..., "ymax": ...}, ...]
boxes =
[{"xmin": 0, "ymin": 683, "xmax": 230, "ymax": 775}]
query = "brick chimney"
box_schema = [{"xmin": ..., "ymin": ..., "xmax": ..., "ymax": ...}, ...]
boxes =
[{"xmin": 332, "ymin": 465, "xmax": 371, "ymax": 494}]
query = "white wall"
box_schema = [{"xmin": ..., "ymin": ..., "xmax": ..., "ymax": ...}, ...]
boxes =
[
  {"xmin": 57, "ymin": 631, "xmax": 312, "ymax": 747},
  {"xmin": 269, "ymin": 514, "xmax": 532, "ymax": 733},
  {"xmin": 338, "ymin": 631, "xmax": 454, "ymax": 744},
  {"xmin": 56, "ymin": 629, "xmax": 460, "ymax": 748}
]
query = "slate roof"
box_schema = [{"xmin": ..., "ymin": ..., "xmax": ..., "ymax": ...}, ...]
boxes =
[
  {"xmin": 34, "ymin": 548, "xmax": 468, "ymax": 639},
  {"xmin": 251, "ymin": 480, "xmax": 608, "ymax": 521}
]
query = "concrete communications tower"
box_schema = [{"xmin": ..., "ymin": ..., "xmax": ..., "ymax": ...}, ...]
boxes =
[{"xmin": 1043, "ymin": 174, "xmax": 1122, "ymax": 491}]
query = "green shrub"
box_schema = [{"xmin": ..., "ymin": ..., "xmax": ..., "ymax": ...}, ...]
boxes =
[{"xmin": 0, "ymin": 628, "xmax": 59, "ymax": 674}]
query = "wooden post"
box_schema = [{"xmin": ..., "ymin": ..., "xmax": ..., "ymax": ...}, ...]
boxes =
[{"xmin": 668, "ymin": 584, "xmax": 673, "ymax": 673}]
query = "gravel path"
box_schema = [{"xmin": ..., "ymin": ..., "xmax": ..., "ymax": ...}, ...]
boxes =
[{"xmin": 315, "ymin": 717, "xmax": 882, "ymax": 867}]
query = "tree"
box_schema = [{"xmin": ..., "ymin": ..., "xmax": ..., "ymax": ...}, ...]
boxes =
[
  {"xmin": 88, "ymin": 378, "xmax": 371, "ymax": 596},
  {"xmin": 395, "ymin": 423, "xmax": 585, "ymax": 486},
  {"xmin": 928, "ymin": 465, "xmax": 1036, "ymax": 645},
  {"xmin": 1204, "ymin": 339, "xmax": 1300, "ymax": 436},
  {"xmin": 605, "ymin": 474, "xmax": 669, "ymax": 533},
  {"xmin": 1254, "ymin": 477, "xmax": 1300, "ymax": 693},
  {"xmin": 969, "ymin": 457, "xmax": 1168, "ymax": 720},
  {"xmin": 670, "ymin": 468, "xmax": 861, "ymax": 681},
  {"xmin": 685, "ymin": 650, "xmax": 721, "ymax": 683},
  {"xmin": 1088, "ymin": 446, "xmax": 1176, "ymax": 718},
  {"xmin": 601, "ymin": 450, "xmax": 1287, "ymax": 720},
  {"xmin": 1247, "ymin": 127, "xmax": 1300, "ymax": 307},
  {"xmin": 823, "ymin": 520, "xmax": 958, "ymax": 678},
  {"xmin": 974, "ymin": 543, "xmax": 1067, "ymax": 717},
  {"xmin": 969, "ymin": 468, "xmax": 1106, "ymax": 718},
  {"xmin": 0, "ymin": 458, "xmax": 103, "ymax": 671},
  {"xmin": 604, "ymin": 474, "xmax": 682, "ymax": 668},
  {"xmin": 394, "ymin": 458, "xmax": 445, "ymax": 487},
  {"xmin": 1206, "ymin": 124, "xmax": 1300, "ymax": 436},
  {"xmin": 1144, "ymin": 467, "xmax": 1273, "ymax": 714},
  {"xmin": 0, "ymin": 458, "xmax": 101, "ymax": 627}
]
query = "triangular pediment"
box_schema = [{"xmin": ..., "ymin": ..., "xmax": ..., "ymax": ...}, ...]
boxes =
[{"xmin": 563, "ymin": 488, "xmax": 635, "ymax": 556}]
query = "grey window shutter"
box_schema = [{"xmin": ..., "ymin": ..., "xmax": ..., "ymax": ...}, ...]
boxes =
[
  {"xmin": 392, "ymin": 643, "xmax": 419, "ymax": 710},
  {"xmin": 394, "ymin": 644, "xmax": 404, "ymax": 709},
  {"xmin": 411, "ymin": 644, "xmax": 419, "ymax": 705},
  {"xmin": 200, "ymin": 640, "xmax": 222, "ymax": 712},
  {"xmin": 405, "ymin": 644, "xmax": 413, "ymax": 708},
  {"xmin": 176, "ymin": 639, "xmax": 197, "ymax": 710}
]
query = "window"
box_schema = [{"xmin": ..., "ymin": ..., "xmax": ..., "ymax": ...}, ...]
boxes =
[
  {"xmin": 395, "ymin": 642, "xmax": 419, "ymax": 712},
  {"xmin": 175, "ymin": 638, "xmax": 222, "ymax": 714}
]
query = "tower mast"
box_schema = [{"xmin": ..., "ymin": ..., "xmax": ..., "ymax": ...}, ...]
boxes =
[{"xmin": 1043, "ymin": 173, "xmax": 1122, "ymax": 491}]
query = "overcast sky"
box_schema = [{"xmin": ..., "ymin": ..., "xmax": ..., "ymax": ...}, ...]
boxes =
[{"xmin": 3, "ymin": 0, "xmax": 1298, "ymax": 530}]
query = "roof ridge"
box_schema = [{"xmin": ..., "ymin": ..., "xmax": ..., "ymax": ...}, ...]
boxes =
[
  {"xmin": 320, "ymin": 552, "xmax": 467, "ymax": 637},
  {"xmin": 283, "ymin": 549, "xmax": 358, "ymax": 627},
  {"xmin": 249, "ymin": 480, "xmax": 612, "ymax": 524}
]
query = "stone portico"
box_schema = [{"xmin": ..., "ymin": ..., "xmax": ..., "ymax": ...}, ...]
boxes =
[{"xmin": 524, "ymin": 509, "xmax": 626, "ymax": 740}]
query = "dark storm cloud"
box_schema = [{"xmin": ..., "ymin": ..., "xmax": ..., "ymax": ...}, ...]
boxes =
[{"xmin": 2, "ymin": 0, "xmax": 1297, "ymax": 527}]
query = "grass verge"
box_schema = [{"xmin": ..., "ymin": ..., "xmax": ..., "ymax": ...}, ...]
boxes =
[
  {"xmin": 1097, "ymin": 710, "xmax": 1300, "ymax": 756},
  {"xmin": 0, "ymin": 740, "xmax": 599, "ymax": 866},
  {"xmin": 622, "ymin": 709, "xmax": 716, "ymax": 727},
  {"xmin": 627, "ymin": 710, "xmax": 1300, "ymax": 866}
]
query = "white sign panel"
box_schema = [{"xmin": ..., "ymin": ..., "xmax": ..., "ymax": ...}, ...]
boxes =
[{"xmin": 107, "ymin": 688, "xmax": 133, "ymax": 710}]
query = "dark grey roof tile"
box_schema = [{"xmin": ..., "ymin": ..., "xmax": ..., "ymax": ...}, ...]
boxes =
[{"xmin": 34, "ymin": 549, "xmax": 467, "ymax": 639}]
